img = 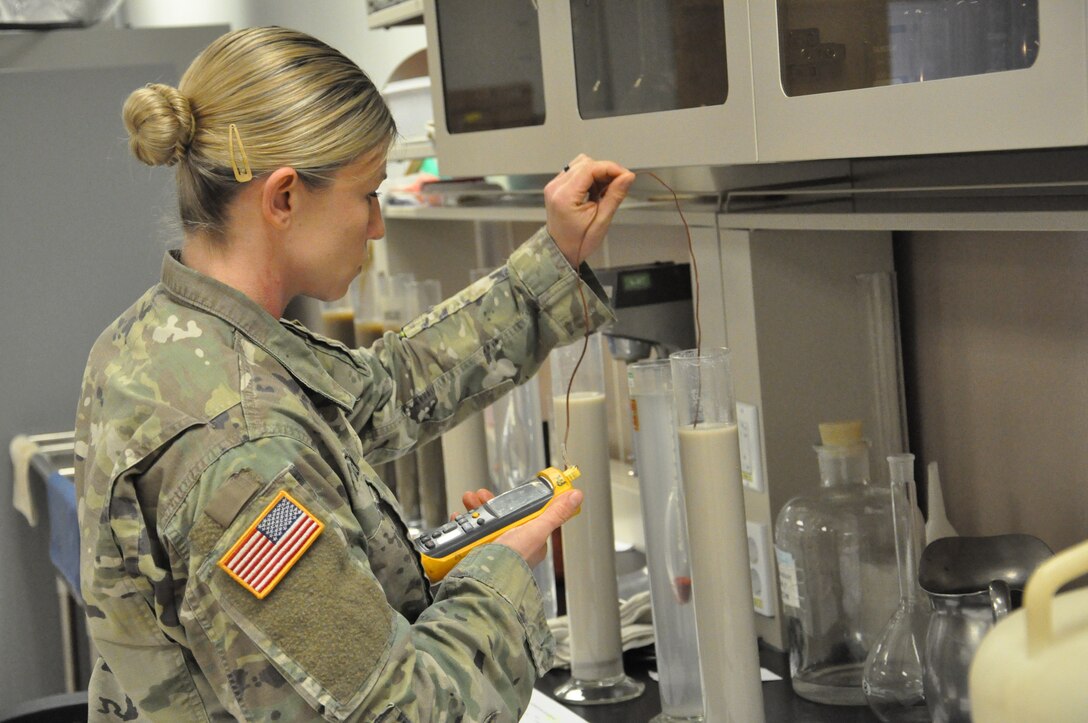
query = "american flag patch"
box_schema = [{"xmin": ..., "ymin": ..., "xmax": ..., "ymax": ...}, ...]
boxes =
[{"xmin": 218, "ymin": 490, "xmax": 324, "ymax": 599}]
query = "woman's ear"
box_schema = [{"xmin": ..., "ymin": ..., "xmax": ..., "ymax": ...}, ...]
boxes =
[{"xmin": 262, "ymin": 167, "xmax": 300, "ymax": 230}]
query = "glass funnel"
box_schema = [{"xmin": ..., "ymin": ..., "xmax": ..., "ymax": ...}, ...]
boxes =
[{"xmin": 862, "ymin": 453, "xmax": 931, "ymax": 722}]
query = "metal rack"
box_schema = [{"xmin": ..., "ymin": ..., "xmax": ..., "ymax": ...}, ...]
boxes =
[
  {"xmin": 26, "ymin": 430, "xmax": 76, "ymax": 478},
  {"xmin": 11, "ymin": 431, "xmax": 87, "ymax": 694}
]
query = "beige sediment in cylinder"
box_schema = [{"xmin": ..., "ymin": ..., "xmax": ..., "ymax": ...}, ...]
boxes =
[
  {"xmin": 671, "ymin": 348, "xmax": 764, "ymax": 723},
  {"xmin": 553, "ymin": 389, "xmax": 624, "ymax": 679},
  {"xmin": 550, "ymin": 335, "xmax": 643, "ymax": 704}
]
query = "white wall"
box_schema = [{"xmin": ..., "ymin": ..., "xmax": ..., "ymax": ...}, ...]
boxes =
[{"xmin": 121, "ymin": 0, "xmax": 427, "ymax": 89}]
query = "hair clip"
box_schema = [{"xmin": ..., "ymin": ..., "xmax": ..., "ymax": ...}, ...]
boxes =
[{"xmin": 228, "ymin": 123, "xmax": 253, "ymax": 183}]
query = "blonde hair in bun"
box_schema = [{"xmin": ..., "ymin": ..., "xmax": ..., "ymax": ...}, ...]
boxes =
[
  {"xmin": 124, "ymin": 26, "xmax": 396, "ymax": 238},
  {"xmin": 123, "ymin": 83, "xmax": 195, "ymax": 168}
]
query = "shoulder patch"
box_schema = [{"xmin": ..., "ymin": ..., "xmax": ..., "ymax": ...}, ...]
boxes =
[{"xmin": 218, "ymin": 490, "xmax": 324, "ymax": 599}]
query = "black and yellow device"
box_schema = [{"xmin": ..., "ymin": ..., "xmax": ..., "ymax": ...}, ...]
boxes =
[{"xmin": 414, "ymin": 465, "xmax": 581, "ymax": 582}]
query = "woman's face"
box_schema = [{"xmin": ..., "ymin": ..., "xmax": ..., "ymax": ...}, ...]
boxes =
[{"xmin": 288, "ymin": 150, "xmax": 387, "ymax": 302}]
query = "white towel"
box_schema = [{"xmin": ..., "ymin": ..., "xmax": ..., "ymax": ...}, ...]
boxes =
[
  {"xmin": 547, "ymin": 590, "xmax": 656, "ymax": 669},
  {"xmin": 9, "ymin": 435, "xmax": 39, "ymax": 527}
]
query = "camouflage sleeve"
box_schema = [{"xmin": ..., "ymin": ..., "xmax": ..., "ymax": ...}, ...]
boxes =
[
  {"xmin": 176, "ymin": 436, "xmax": 550, "ymax": 721},
  {"xmin": 350, "ymin": 226, "xmax": 614, "ymax": 461}
]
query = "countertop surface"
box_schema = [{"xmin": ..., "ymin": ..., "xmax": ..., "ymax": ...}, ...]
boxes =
[{"xmin": 536, "ymin": 644, "xmax": 881, "ymax": 723}]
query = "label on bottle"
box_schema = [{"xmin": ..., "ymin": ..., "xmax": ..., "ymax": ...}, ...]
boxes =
[{"xmin": 775, "ymin": 547, "xmax": 800, "ymax": 608}]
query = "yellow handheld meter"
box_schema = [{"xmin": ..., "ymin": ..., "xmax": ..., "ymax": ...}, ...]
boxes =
[{"xmin": 414, "ymin": 465, "xmax": 581, "ymax": 582}]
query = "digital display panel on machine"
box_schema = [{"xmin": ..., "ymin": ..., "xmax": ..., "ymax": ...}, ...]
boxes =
[{"xmin": 485, "ymin": 479, "xmax": 552, "ymax": 517}]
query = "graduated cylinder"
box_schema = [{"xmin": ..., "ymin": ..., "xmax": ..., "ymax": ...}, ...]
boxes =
[
  {"xmin": 670, "ymin": 348, "xmax": 764, "ymax": 723},
  {"xmin": 629, "ymin": 359, "xmax": 704, "ymax": 722},
  {"xmin": 550, "ymin": 334, "xmax": 643, "ymax": 705},
  {"xmin": 490, "ymin": 376, "xmax": 558, "ymax": 620}
]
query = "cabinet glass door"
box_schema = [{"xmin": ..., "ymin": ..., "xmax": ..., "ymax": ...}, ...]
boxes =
[
  {"xmin": 434, "ymin": 0, "xmax": 546, "ymax": 133},
  {"xmin": 778, "ymin": 0, "xmax": 1039, "ymax": 97},
  {"xmin": 569, "ymin": 0, "xmax": 728, "ymax": 119}
]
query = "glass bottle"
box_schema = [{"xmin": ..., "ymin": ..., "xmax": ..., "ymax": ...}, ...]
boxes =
[
  {"xmin": 773, "ymin": 421, "xmax": 899, "ymax": 706},
  {"xmin": 863, "ymin": 454, "xmax": 931, "ymax": 722}
]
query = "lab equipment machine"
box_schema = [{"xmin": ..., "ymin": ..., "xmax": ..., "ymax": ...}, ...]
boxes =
[{"xmin": 595, "ymin": 262, "xmax": 695, "ymax": 363}]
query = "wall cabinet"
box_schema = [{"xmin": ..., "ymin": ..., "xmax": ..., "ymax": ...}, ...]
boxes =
[
  {"xmin": 420, "ymin": 1, "xmax": 1088, "ymax": 172},
  {"xmin": 422, "ymin": 0, "xmax": 756, "ymax": 176},
  {"xmin": 749, "ymin": 1, "xmax": 1088, "ymax": 162}
]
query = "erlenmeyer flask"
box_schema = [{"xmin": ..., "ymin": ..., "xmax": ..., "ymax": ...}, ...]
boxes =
[{"xmin": 862, "ymin": 453, "xmax": 931, "ymax": 722}]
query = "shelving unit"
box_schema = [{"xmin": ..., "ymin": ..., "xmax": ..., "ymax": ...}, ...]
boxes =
[
  {"xmin": 367, "ymin": 0, "xmax": 423, "ymax": 29},
  {"xmin": 382, "ymin": 199, "xmax": 718, "ymax": 228},
  {"xmin": 388, "ymin": 137, "xmax": 435, "ymax": 162}
]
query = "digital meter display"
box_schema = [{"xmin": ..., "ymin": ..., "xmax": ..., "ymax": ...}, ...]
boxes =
[
  {"xmin": 621, "ymin": 271, "xmax": 654, "ymax": 292},
  {"xmin": 485, "ymin": 479, "xmax": 551, "ymax": 516},
  {"xmin": 414, "ymin": 466, "xmax": 581, "ymax": 582}
]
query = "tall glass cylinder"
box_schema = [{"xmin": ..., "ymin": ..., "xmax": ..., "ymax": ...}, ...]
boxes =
[
  {"xmin": 550, "ymin": 334, "xmax": 644, "ymax": 705},
  {"xmin": 441, "ymin": 412, "xmax": 490, "ymax": 520},
  {"xmin": 857, "ymin": 271, "xmax": 909, "ymax": 486},
  {"xmin": 491, "ymin": 376, "xmax": 558, "ymax": 618},
  {"xmin": 353, "ymin": 265, "xmax": 384, "ymax": 347},
  {"xmin": 410, "ymin": 279, "xmax": 448, "ymax": 529},
  {"xmin": 441, "ymin": 267, "xmax": 496, "ymax": 521},
  {"xmin": 629, "ymin": 359, "xmax": 703, "ymax": 722},
  {"xmin": 670, "ymin": 348, "xmax": 765, "ymax": 723},
  {"xmin": 319, "ymin": 276, "xmax": 358, "ymax": 347},
  {"xmin": 386, "ymin": 272, "xmax": 419, "ymax": 525},
  {"xmin": 863, "ymin": 454, "xmax": 930, "ymax": 722}
]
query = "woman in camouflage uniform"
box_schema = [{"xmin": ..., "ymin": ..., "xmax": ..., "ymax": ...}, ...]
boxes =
[{"xmin": 76, "ymin": 26, "xmax": 634, "ymax": 722}]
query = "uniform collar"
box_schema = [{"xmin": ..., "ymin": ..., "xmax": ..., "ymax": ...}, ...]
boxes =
[{"xmin": 160, "ymin": 250, "xmax": 357, "ymax": 411}]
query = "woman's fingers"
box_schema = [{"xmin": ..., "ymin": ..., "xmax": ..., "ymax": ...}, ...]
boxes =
[
  {"xmin": 544, "ymin": 155, "xmax": 635, "ymax": 267},
  {"xmin": 495, "ymin": 489, "xmax": 584, "ymax": 567},
  {"xmin": 456, "ymin": 488, "xmax": 495, "ymax": 518}
]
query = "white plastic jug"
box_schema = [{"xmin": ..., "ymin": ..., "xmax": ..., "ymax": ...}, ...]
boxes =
[{"xmin": 969, "ymin": 537, "xmax": 1088, "ymax": 721}]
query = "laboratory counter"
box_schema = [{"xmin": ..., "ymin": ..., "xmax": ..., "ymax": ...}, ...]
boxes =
[{"xmin": 536, "ymin": 643, "xmax": 881, "ymax": 723}]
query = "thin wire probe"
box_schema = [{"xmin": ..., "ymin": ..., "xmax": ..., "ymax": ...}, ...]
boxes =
[{"xmin": 561, "ymin": 171, "xmax": 702, "ymax": 460}]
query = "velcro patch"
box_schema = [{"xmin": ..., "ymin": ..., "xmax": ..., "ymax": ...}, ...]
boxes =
[{"xmin": 218, "ymin": 490, "xmax": 324, "ymax": 599}]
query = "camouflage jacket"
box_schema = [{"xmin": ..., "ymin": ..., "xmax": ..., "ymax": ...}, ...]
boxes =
[{"xmin": 75, "ymin": 227, "xmax": 612, "ymax": 722}]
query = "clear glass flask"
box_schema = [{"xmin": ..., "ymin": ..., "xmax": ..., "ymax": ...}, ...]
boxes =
[
  {"xmin": 550, "ymin": 334, "xmax": 644, "ymax": 705},
  {"xmin": 670, "ymin": 348, "xmax": 764, "ymax": 723},
  {"xmin": 773, "ymin": 421, "xmax": 899, "ymax": 705},
  {"xmin": 863, "ymin": 454, "xmax": 931, "ymax": 722},
  {"xmin": 628, "ymin": 359, "xmax": 703, "ymax": 722}
]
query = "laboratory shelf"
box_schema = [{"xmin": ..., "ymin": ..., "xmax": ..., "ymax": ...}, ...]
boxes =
[
  {"xmin": 367, "ymin": 0, "xmax": 422, "ymax": 29},
  {"xmin": 383, "ymin": 200, "xmax": 718, "ymax": 229},
  {"xmin": 388, "ymin": 137, "xmax": 435, "ymax": 162}
]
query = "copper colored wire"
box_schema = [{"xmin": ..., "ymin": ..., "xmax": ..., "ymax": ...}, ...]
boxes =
[
  {"xmin": 640, "ymin": 171, "xmax": 701, "ymax": 355},
  {"xmin": 561, "ymin": 171, "xmax": 701, "ymax": 461}
]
